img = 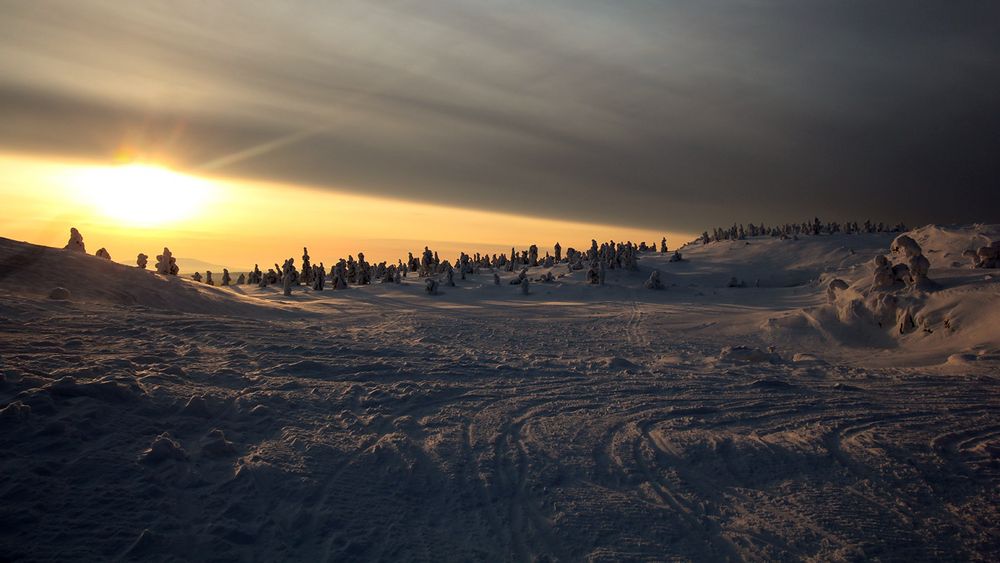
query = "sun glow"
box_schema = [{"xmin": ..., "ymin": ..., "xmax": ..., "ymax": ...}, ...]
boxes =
[{"xmin": 63, "ymin": 164, "xmax": 218, "ymax": 226}]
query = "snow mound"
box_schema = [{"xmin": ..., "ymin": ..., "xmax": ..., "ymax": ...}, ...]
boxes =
[
  {"xmin": 759, "ymin": 225, "xmax": 1000, "ymax": 364},
  {"xmin": 140, "ymin": 433, "xmax": 188, "ymax": 463}
]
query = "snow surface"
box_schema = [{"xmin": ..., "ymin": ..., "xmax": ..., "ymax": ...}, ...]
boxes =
[{"xmin": 1, "ymin": 225, "xmax": 998, "ymax": 560}]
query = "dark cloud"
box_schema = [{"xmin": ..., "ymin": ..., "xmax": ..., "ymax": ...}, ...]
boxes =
[{"xmin": 1, "ymin": 0, "xmax": 998, "ymax": 231}]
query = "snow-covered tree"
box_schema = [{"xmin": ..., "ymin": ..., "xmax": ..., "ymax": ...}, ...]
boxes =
[
  {"xmin": 64, "ymin": 227, "xmax": 86, "ymax": 253},
  {"xmin": 136, "ymin": 253, "xmax": 148, "ymax": 269},
  {"xmin": 644, "ymin": 270, "xmax": 664, "ymax": 290},
  {"xmin": 966, "ymin": 241, "xmax": 1000, "ymax": 268},
  {"xmin": 333, "ymin": 260, "xmax": 348, "ymax": 289},
  {"xmin": 237, "ymin": 273, "xmax": 246, "ymax": 285},
  {"xmin": 871, "ymin": 255, "xmax": 895, "ymax": 290},
  {"xmin": 425, "ymin": 278, "xmax": 439, "ymax": 294},
  {"xmin": 520, "ymin": 277, "xmax": 530, "ymax": 295},
  {"xmin": 313, "ymin": 263, "xmax": 326, "ymax": 290},
  {"xmin": 192, "ymin": 272, "xmax": 203, "ymax": 283},
  {"xmin": 890, "ymin": 234, "xmax": 931, "ymax": 287},
  {"xmin": 554, "ymin": 242, "xmax": 562, "ymax": 262},
  {"xmin": 493, "ymin": 272, "xmax": 501, "ymax": 285},
  {"xmin": 300, "ymin": 247, "xmax": 312, "ymax": 285},
  {"xmin": 660, "ymin": 237, "xmax": 668, "ymax": 253},
  {"xmin": 281, "ymin": 258, "xmax": 295, "ymax": 296},
  {"xmin": 221, "ymin": 269, "xmax": 232, "ymax": 286},
  {"xmin": 669, "ymin": 251, "xmax": 683, "ymax": 262},
  {"xmin": 205, "ymin": 271, "xmax": 214, "ymax": 286},
  {"xmin": 95, "ymin": 247, "xmax": 111, "ymax": 260},
  {"xmin": 156, "ymin": 247, "xmax": 178, "ymax": 275},
  {"xmin": 420, "ymin": 247, "xmax": 434, "ymax": 277}
]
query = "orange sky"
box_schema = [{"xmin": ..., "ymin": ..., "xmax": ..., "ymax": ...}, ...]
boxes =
[{"xmin": 0, "ymin": 152, "xmax": 694, "ymax": 271}]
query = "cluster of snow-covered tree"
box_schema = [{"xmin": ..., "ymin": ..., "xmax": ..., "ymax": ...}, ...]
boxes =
[
  {"xmin": 697, "ymin": 218, "xmax": 909, "ymax": 244},
  {"xmin": 63, "ymin": 227, "xmax": 179, "ymax": 275},
  {"xmin": 210, "ymin": 236, "xmax": 672, "ymax": 295}
]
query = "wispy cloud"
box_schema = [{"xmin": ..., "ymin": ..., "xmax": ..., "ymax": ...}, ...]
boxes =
[{"xmin": 1, "ymin": 0, "xmax": 998, "ymax": 229}]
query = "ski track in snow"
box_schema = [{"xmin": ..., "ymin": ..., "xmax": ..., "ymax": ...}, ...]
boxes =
[{"xmin": 1, "ymin": 227, "xmax": 999, "ymax": 561}]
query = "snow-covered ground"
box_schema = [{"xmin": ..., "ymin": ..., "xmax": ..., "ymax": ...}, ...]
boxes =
[{"xmin": 1, "ymin": 225, "xmax": 998, "ymax": 560}]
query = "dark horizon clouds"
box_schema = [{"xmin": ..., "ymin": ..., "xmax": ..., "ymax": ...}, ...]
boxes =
[{"xmin": 2, "ymin": 0, "xmax": 998, "ymax": 232}]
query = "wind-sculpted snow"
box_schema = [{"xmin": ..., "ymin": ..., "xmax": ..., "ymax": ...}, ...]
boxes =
[{"xmin": 0, "ymin": 226, "xmax": 998, "ymax": 560}]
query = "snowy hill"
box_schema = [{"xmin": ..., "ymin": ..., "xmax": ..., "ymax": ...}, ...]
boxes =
[
  {"xmin": 1, "ymin": 225, "xmax": 998, "ymax": 560},
  {"xmin": 0, "ymin": 237, "xmax": 292, "ymax": 317}
]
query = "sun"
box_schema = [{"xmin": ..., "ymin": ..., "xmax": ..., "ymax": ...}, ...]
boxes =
[{"xmin": 64, "ymin": 164, "xmax": 217, "ymax": 227}]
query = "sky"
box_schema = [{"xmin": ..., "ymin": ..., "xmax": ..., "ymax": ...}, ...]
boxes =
[{"xmin": 1, "ymin": 1, "xmax": 998, "ymax": 265}]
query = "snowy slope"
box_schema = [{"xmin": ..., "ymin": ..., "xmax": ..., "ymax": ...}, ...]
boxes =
[
  {"xmin": 0, "ymin": 237, "xmax": 296, "ymax": 318},
  {"xmin": 0, "ymin": 225, "xmax": 998, "ymax": 560}
]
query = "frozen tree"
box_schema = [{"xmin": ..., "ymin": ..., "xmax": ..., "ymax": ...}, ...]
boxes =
[
  {"xmin": 598, "ymin": 261, "xmax": 606, "ymax": 285},
  {"xmin": 356, "ymin": 252, "xmax": 371, "ymax": 285},
  {"xmin": 425, "ymin": 278, "xmax": 439, "ymax": 294},
  {"xmin": 248, "ymin": 264, "xmax": 262, "ymax": 285},
  {"xmin": 64, "ymin": 227, "xmax": 86, "ymax": 253},
  {"xmin": 237, "ymin": 273, "xmax": 246, "ymax": 285},
  {"xmin": 644, "ymin": 270, "xmax": 664, "ymax": 290},
  {"xmin": 669, "ymin": 250, "xmax": 683, "ymax": 262},
  {"xmin": 539, "ymin": 271, "xmax": 554, "ymax": 283},
  {"xmin": 964, "ymin": 241, "xmax": 1000, "ymax": 269},
  {"xmin": 660, "ymin": 237, "xmax": 668, "ymax": 253},
  {"xmin": 156, "ymin": 247, "xmax": 178, "ymax": 275},
  {"xmin": 381, "ymin": 264, "xmax": 394, "ymax": 284},
  {"xmin": 346, "ymin": 256, "xmax": 357, "ymax": 284},
  {"xmin": 221, "ymin": 269, "xmax": 232, "ymax": 286},
  {"xmin": 420, "ymin": 246, "xmax": 434, "ymax": 276},
  {"xmin": 890, "ymin": 234, "xmax": 931, "ymax": 287},
  {"xmin": 300, "ymin": 247, "xmax": 312, "ymax": 285},
  {"xmin": 313, "ymin": 264, "xmax": 326, "ymax": 290},
  {"xmin": 205, "ymin": 271, "xmax": 214, "ymax": 286},
  {"xmin": 95, "ymin": 247, "xmax": 111, "ymax": 260},
  {"xmin": 493, "ymin": 272, "xmax": 501, "ymax": 285},
  {"xmin": 889, "ymin": 235, "xmax": 921, "ymax": 259},
  {"xmin": 333, "ymin": 260, "xmax": 348, "ymax": 289},
  {"xmin": 445, "ymin": 267, "xmax": 455, "ymax": 287},
  {"xmin": 136, "ymin": 253, "xmax": 148, "ymax": 269},
  {"xmin": 192, "ymin": 272, "xmax": 203, "ymax": 283},
  {"xmin": 393, "ymin": 269, "xmax": 402, "ymax": 284},
  {"xmin": 586, "ymin": 262, "xmax": 600, "ymax": 284},
  {"xmin": 510, "ymin": 268, "xmax": 528, "ymax": 285},
  {"xmin": 871, "ymin": 255, "xmax": 895, "ymax": 290},
  {"xmin": 826, "ymin": 278, "xmax": 849, "ymax": 303},
  {"xmin": 528, "ymin": 244, "xmax": 539, "ymax": 267},
  {"xmin": 520, "ymin": 277, "xmax": 530, "ymax": 295},
  {"xmin": 542, "ymin": 254, "xmax": 554, "ymax": 268},
  {"xmin": 281, "ymin": 258, "xmax": 295, "ymax": 296},
  {"xmin": 554, "ymin": 242, "xmax": 562, "ymax": 262}
]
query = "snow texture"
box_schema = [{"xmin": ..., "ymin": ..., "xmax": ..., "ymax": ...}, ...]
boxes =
[{"xmin": 0, "ymin": 224, "xmax": 998, "ymax": 561}]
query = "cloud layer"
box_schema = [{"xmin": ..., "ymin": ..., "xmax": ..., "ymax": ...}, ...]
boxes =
[{"xmin": 2, "ymin": 0, "xmax": 998, "ymax": 231}]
